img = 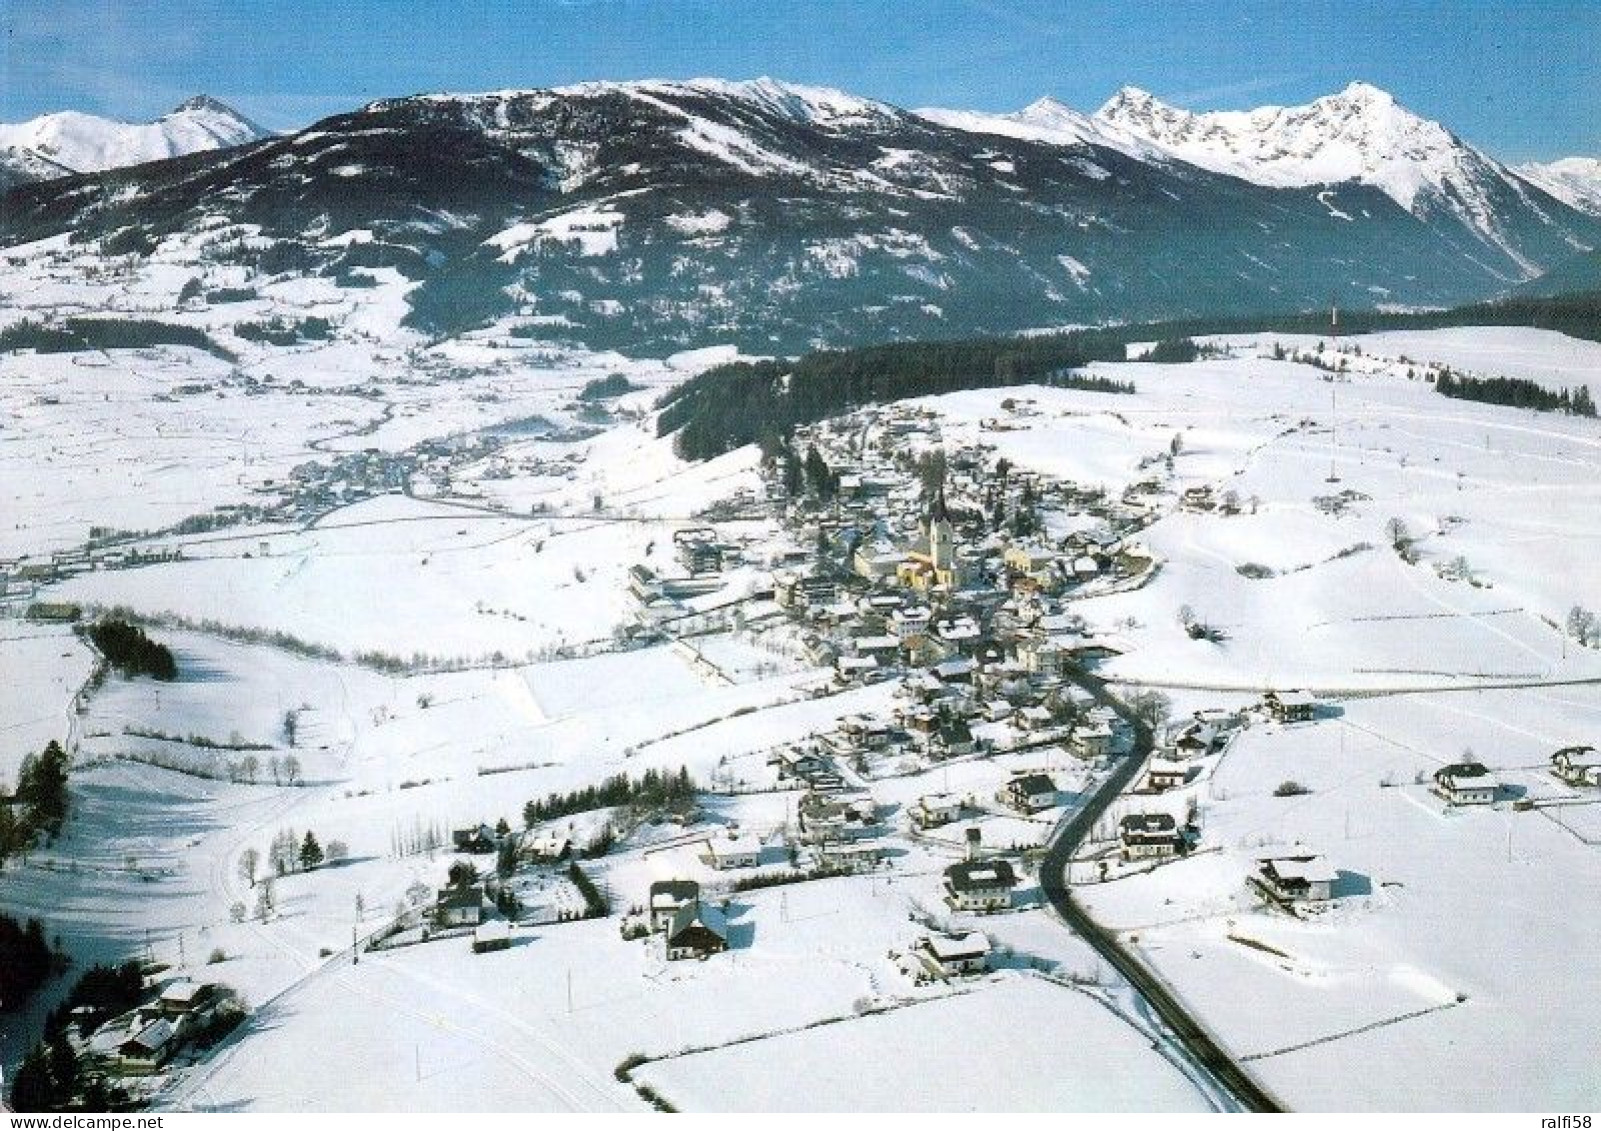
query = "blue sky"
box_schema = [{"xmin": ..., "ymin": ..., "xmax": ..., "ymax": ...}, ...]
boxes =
[{"xmin": 4, "ymin": 0, "xmax": 1596, "ymax": 161}]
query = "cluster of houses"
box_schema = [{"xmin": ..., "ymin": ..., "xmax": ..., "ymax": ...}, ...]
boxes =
[
  {"xmin": 67, "ymin": 980, "xmax": 230, "ymax": 1077},
  {"xmin": 1551, "ymin": 745, "xmax": 1601, "ymax": 788},
  {"xmin": 1, "ymin": 545, "xmax": 186, "ymax": 611}
]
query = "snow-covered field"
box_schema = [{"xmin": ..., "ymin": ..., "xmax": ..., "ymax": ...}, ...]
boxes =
[
  {"xmin": 4, "ymin": 279, "xmax": 1600, "ymax": 1113},
  {"xmin": 634, "ymin": 975, "xmax": 1210, "ymax": 1112},
  {"xmin": 1077, "ymin": 688, "xmax": 1601, "ymax": 1110},
  {"xmin": 915, "ymin": 338, "xmax": 1601, "ymax": 692}
]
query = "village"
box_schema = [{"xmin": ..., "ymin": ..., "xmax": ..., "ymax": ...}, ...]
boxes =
[
  {"xmin": 400, "ymin": 398, "xmax": 1435, "ymax": 977},
  {"xmin": 7, "ymin": 325, "xmax": 1601, "ymax": 1111}
]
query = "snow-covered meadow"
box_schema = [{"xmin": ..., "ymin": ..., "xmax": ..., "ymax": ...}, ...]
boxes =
[{"xmin": 3, "ymin": 241, "xmax": 1600, "ymax": 1116}]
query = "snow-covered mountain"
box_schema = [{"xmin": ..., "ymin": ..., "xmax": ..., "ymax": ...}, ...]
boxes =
[
  {"xmin": 918, "ymin": 96, "xmax": 1153, "ymax": 158},
  {"xmin": 1, "ymin": 77, "xmax": 1596, "ymax": 352},
  {"xmin": 1515, "ymin": 157, "xmax": 1601, "ymax": 217},
  {"xmin": 1091, "ymin": 82, "xmax": 1582, "ymax": 275},
  {"xmin": 0, "ymin": 96, "xmax": 266, "ymax": 187}
]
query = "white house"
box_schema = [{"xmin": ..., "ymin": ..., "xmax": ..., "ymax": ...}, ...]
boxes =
[
  {"xmin": 1119, "ymin": 812, "xmax": 1185, "ymax": 860},
  {"xmin": 1256, "ymin": 855, "xmax": 1338, "ymax": 903},
  {"xmin": 700, "ymin": 831, "xmax": 763, "ymax": 870},
  {"xmin": 943, "ymin": 859, "xmax": 1018, "ymax": 913},
  {"xmin": 916, "ymin": 932, "xmax": 991, "ymax": 977},
  {"xmin": 1433, "ymin": 761, "xmax": 1498, "ymax": 805},
  {"xmin": 999, "ymin": 772, "xmax": 1057, "ymax": 813},
  {"xmin": 909, "ymin": 793, "xmax": 964, "ymax": 829}
]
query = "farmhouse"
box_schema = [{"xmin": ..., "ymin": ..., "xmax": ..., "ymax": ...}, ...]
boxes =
[
  {"xmin": 816, "ymin": 842, "xmax": 886, "ymax": 872},
  {"xmin": 115, "ymin": 1018, "xmax": 176, "ymax": 1075},
  {"xmin": 915, "ymin": 932, "xmax": 991, "ymax": 977},
  {"xmin": 1073, "ymin": 714, "xmax": 1116, "ymax": 758},
  {"xmin": 1433, "ymin": 762, "xmax": 1499, "ymax": 805},
  {"xmin": 1119, "ymin": 812, "xmax": 1185, "ymax": 860},
  {"xmin": 943, "ymin": 859, "xmax": 1018, "ymax": 913},
  {"xmin": 1143, "ymin": 759, "xmax": 1190, "ymax": 793},
  {"xmin": 700, "ymin": 831, "xmax": 763, "ymax": 870},
  {"xmin": 909, "ymin": 792, "xmax": 963, "ymax": 829},
  {"xmin": 1551, "ymin": 745, "xmax": 1601, "ymax": 787},
  {"xmin": 999, "ymin": 772, "xmax": 1058, "ymax": 814},
  {"xmin": 435, "ymin": 885, "xmax": 485, "ymax": 927},
  {"xmin": 1256, "ymin": 855, "xmax": 1338, "ymax": 904},
  {"xmin": 1015, "ymin": 633, "xmax": 1069, "ymax": 679},
  {"xmin": 1263, "ymin": 690, "xmax": 1319, "ymax": 723},
  {"xmin": 665, "ymin": 901, "xmax": 729, "ymax": 960},
  {"xmin": 649, "ymin": 879, "xmax": 701, "ymax": 931},
  {"xmin": 157, "ymin": 980, "xmax": 216, "ymax": 1021},
  {"xmin": 1170, "ymin": 721, "xmax": 1224, "ymax": 758},
  {"xmin": 525, "ymin": 832, "xmax": 572, "ymax": 862}
]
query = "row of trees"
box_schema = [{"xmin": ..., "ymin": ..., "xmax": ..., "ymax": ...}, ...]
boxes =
[
  {"xmin": 234, "ymin": 315, "xmax": 334, "ymax": 345},
  {"xmin": 657, "ymin": 329, "xmax": 1132, "ymax": 460},
  {"xmin": 0, "ymin": 316, "xmax": 230, "ymax": 360},
  {"xmin": 86, "ymin": 618, "xmax": 177, "ymax": 681},
  {"xmin": 239, "ymin": 828, "xmax": 348, "ymax": 888},
  {"xmin": 1435, "ymin": 368, "xmax": 1596, "ymax": 416},
  {"xmin": 224, "ymin": 752, "xmax": 303, "ymax": 786},
  {"xmin": 522, "ymin": 767, "xmax": 696, "ymax": 829},
  {"xmin": 1, "ymin": 739, "xmax": 72, "ymax": 861},
  {"xmin": 0, "ymin": 914, "xmax": 64, "ymax": 1013}
]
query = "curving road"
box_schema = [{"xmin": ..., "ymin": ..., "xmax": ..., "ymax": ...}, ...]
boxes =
[{"xmin": 1042, "ymin": 665, "xmax": 1284, "ymax": 1114}]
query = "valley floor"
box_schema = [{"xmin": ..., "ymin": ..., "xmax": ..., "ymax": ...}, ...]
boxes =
[{"xmin": 3, "ymin": 315, "xmax": 1599, "ymax": 1112}]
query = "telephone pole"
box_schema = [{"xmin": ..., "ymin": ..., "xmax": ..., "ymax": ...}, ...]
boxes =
[{"xmin": 1327, "ymin": 300, "xmax": 1342, "ymax": 484}]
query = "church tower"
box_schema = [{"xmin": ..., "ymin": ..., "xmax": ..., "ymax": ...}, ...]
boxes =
[{"xmin": 928, "ymin": 487, "xmax": 955, "ymax": 575}]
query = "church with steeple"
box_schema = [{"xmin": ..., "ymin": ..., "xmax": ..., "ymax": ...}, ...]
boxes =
[{"xmin": 897, "ymin": 487, "xmax": 961, "ymax": 591}]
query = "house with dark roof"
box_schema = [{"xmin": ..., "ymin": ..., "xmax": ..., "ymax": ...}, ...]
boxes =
[
  {"xmin": 943, "ymin": 859, "xmax": 1018, "ymax": 913},
  {"xmin": 931, "ymin": 715, "xmax": 975, "ymax": 758},
  {"xmin": 115, "ymin": 1018, "xmax": 175, "ymax": 1075},
  {"xmin": 435, "ymin": 885, "xmax": 486, "ymax": 927},
  {"xmin": 999, "ymin": 772, "xmax": 1058, "ymax": 813},
  {"xmin": 665, "ymin": 901, "xmax": 729, "ymax": 960},
  {"xmin": 1551, "ymin": 745, "xmax": 1601, "ymax": 787},
  {"xmin": 452, "ymin": 825, "xmax": 498, "ymax": 854},
  {"xmin": 1433, "ymin": 762, "xmax": 1498, "ymax": 805},
  {"xmin": 1119, "ymin": 812, "xmax": 1185, "ymax": 860}
]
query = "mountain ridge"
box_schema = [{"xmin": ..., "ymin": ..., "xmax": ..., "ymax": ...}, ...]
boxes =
[{"xmin": 2, "ymin": 77, "xmax": 1596, "ymax": 353}]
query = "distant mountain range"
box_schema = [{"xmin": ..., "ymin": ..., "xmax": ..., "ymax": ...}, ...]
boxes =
[
  {"xmin": 1, "ymin": 80, "xmax": 1596, "ymax": 352},
  {"xmin": 1514, "ymin": 157, "xmax": 1601, "ymax": 217},
  {"xmin": 0, "ymin": 96, "xmax": 267, "ymax": 189}
]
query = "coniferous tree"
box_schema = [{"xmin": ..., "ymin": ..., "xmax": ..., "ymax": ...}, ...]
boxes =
[
  {"xmin": 16, "ymin": 741, "xmax": 69, "ymax": 839},
  {"xmin": 299, "ymin": 831, "xmax": 324, "ymax": 871},
  {"xmin": 9, "ymin": 1043, "xmax": 56, "ymax": 1111}
]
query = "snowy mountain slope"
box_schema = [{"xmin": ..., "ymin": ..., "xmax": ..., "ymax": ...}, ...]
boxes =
[
  {"xmin": 0, "ymin": 95, "xmax": 266, "ymax": 186},
  {"xmin": 1094, "ymin": 82, "xmax": 1590, "ymax": 274},
  {"xmin": 1515, "ymin": 156, "xmax": 1601, "ymax": 216},
  {"xmin": 2, "ymin": 78, "xmax": 1597, "ymax": 352},
  {"xmin": 918, "ymin": 96, "xmax": 1153, "ymax": 159}
]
